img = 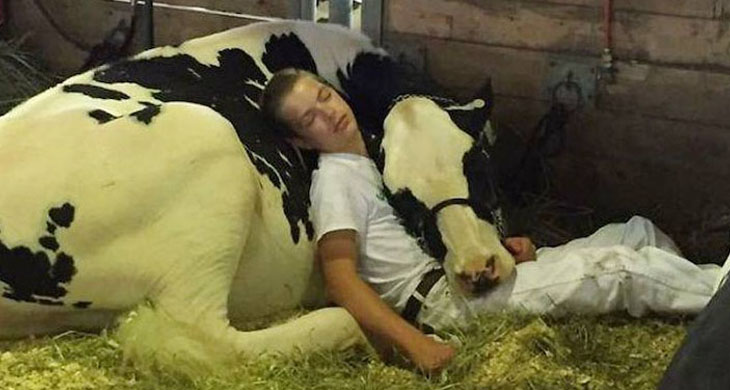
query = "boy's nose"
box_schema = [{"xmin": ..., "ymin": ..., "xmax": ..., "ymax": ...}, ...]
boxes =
[{"xmin": 324, "ymin": 106, "xmax": 337, "ymax": 121}]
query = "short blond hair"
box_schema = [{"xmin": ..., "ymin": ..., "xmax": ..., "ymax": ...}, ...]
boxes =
[{"xmin": 259, "ymin": 68, "xmax": 330, "ymax": 139}]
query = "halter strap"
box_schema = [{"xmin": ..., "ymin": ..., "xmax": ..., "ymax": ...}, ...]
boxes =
[
  {"xmin": 430, "ymin": 197, "xmax": 506, "ymax": 240},
  {"xmin": 430, "ymin": 198, "xmax": 471, "ymax": 215}
]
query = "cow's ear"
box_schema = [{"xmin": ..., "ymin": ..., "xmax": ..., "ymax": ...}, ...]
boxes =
[
  {"xmin": 472, "ymin": 78, "xmax": 495, "ymax": 107},
  {"xmin": 464, "ymin": 78, "xmax": 495, "ymax": 130},
  {"xmin": 443, "ymin": 78, "xmax": 495, "ymax": 140},
  {"xmin": 467, "ymin": 78, "xmax": 495, "ymax": 139}
]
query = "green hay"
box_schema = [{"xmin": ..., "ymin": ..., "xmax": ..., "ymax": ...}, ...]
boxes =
[
  {"xmin": 0, "ymin": 38, "xmax": 59, "ymax": 115},
  {"xmin": 0, "ymin": 313, "xmax": 686, "ymax": 390}
]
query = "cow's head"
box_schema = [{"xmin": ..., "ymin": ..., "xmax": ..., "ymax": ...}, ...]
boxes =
[
  {"xmin": 336, "ymin": 54, "xmax": 515, "ymax": 295},
  {"xmin": 381, "ymin": 93, "xmax": 514, "ymax": 294}
]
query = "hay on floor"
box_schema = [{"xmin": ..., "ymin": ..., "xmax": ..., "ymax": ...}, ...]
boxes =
[
  {"xmin": 0, "ymin": 38, "xmax": 59, "ymax": 115},
  {"xmin": 0, "ymin": 313, "xmax": 686, "ymax": 390}
]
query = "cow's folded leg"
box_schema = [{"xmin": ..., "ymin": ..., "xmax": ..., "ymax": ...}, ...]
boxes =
[
  {"xmin": 117, "ymin": 301, "xmax": 367, "ymax": 375},
  {"xmin": 226, "ymin": 307, "xmax": 368, "ymax": 357}
]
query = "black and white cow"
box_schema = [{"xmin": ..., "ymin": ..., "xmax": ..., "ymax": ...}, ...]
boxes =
[{"xmin": 0, "ymin": 20, "xmax": 514, "ymax": 372}]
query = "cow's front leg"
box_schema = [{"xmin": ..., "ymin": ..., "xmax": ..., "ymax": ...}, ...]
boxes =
[{"xmin": 117, "ymin": 287, "xmax": 366, "ymax": 375}]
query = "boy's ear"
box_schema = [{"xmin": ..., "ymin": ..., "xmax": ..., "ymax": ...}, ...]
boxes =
[{"xmin": 288, "ymin": 137, "xmax": 312, "ymax": 149}]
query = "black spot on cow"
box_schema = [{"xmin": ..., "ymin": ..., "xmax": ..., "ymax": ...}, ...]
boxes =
[
  {"xmin": 337, "ymin": 52, "xmax": 445, "ymax": 140},
  {"xmin": 63, "ymin": 84, "xmax": 130, "ymax": 100},
  {"xmin": 46, "ymin": 222, "xmax": 57, "ymax": 234},
  {"xmin": 0, "ymin": 246, "xmax": 76, "ymax": 304},
  {"xmin": 89, "ymin": 109, "xmax": 119, "ymax": 124},
  {"xmin": 261, "ymin": 32, "xmax": 318, "ymax": 75},
  {"xmin": 39, "ymin": 236, "xmax": 59, "ymax": 252},
  {"xmin": 0, "ymin": 204, "xmax": 79, "ymax": 306},
  {"xmin": 90, "ymin": 34, "xmax": 322, "ymax": 243},
  {"xmin": 130, "ymin": 102, "xmax": 161, "ymax": 125},
  {"xmin": 386, "ymin": 188, "xmax": 447, "ymax": 262},
  {"xmin": 73, "ymin": 301, "xmax": 92, "ymax": 309},
  {"xmin": 49, "ymin": 203, "xmax": 75, "ymax": 228},
  {"xmin": 462, "ymin": 146, "xmax": 500, "ymax": 222}
]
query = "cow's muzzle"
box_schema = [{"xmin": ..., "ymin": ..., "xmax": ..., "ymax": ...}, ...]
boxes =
[{"xmin": 456, "ymin": 256, "xmax": 500, "ymax": 295}]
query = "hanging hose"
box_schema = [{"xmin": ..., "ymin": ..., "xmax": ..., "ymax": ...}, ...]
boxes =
[
  {"xmin": 603, "ymin": 0, "xmax": 613, "ymax": 50},
  {"xmin": 600, "ymin": 0, "xmax": 615, "ymax": 82}
]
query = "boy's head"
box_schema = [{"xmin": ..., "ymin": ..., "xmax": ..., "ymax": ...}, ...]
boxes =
[{"xmin": 260, "ymin": 68, "xmax": 363, "ymax": 154}]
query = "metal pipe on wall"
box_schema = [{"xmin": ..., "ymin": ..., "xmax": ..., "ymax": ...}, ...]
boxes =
[
  {"xmin": 361, "ymin": 0, "xmax": 382, "ymax": 45},
  {"xmin": 108, "ymin": 0, "xmax": 279, "ymax": 22},
  {"xmin": 142, "ymin": 0, "xmax": 154, "ymax": 48},
  {"xmin": 329, "ymin": 0, "xmax": 352, "ymax": 28},
  {"xmin": 298, "ymin": 0, "xmax": 316, "ymax": 21}
]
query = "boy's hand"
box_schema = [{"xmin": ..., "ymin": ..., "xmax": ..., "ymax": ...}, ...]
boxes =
[
  {"xmin": 406, "ymin": 335, "xmax": 456, "ymax": 374},
  {"xmin": 504, "ymin": 236, "xmax": 537, "ymax": 263}
]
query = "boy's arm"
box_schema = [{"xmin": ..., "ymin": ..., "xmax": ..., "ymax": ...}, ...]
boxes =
[{"xmin": 318, "ymin": 229, "xmax": 455, "ymax": 373}]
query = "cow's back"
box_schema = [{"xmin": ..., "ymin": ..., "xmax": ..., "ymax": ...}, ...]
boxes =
[
  {"xmin": 0, "ymin": 101, "xmax": 257, "ymax": 335},
  {"xmin": 0, "ymin": 21, "xmax": 383, "ymax": 366}
]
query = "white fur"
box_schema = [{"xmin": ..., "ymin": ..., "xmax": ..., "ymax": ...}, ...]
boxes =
[
  {"xmin": 382, "ymin": 97, "xmax": 515, "ymax": 284},
  {"xmin": 0, "ymin": 21, "xmax": 372, "ymax": 374}
]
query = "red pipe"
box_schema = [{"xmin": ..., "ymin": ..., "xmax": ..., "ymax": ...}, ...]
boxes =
[{"xmin": 603, "ymin": 0, "xmax": 613, "ymax": 50}]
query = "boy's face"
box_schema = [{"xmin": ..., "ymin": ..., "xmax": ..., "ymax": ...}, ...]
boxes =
[{"xmin": 278, "ymin": 75, "xmax": 361, "ymax": 154}]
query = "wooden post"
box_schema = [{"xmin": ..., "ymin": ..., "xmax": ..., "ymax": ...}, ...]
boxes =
[
  {"xmin": 289, "ymin": 0, "xmax": 316, "ymax": 20},
  {"xmin": 362, "ymin": 0, "xmax": 382, "ymax": 45},
  {"xmin": 329, "ymin": 0, "xmax": 352, "ymax": 27}
]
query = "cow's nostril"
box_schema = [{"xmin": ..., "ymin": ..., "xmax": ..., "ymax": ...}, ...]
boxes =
[
  {"xmin": 472, "ymin": 275, "xmax": 498, "ymax": 294},
  {"xmin": 472, "ymin": 266, "xmax": 499, "ymax": 295},
  {"xmin": 485, "ymin": 256, "xmax": 496, "ymax": 271}
]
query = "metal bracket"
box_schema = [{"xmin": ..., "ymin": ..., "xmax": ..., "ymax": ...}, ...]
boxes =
[{"xmin": 543, "ymin": 54, "xmax": 598, "ymax": 109}]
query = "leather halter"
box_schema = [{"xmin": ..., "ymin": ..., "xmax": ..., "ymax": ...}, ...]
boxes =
[
  {"xmin": 429, "ymin": 196, "xmax": 506, "ymax": 240},
  {"xmin": 430, "ymin": 198, "xmax": 471, "ymax": 215}
]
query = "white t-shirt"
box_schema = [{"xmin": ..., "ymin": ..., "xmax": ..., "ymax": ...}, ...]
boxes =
[{"xmin": 310, "ymin": 153, "xmax": 441, "ymax": 312}]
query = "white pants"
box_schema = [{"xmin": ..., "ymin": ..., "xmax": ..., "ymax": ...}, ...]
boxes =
[{"xmin": 418, "ymin": 216, "xmax": 721, "ymax": 331}]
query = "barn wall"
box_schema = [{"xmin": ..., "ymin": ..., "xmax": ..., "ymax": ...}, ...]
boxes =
[
  {"xmin": 382, "ymin": 0, "xmax": 730, "ymax": 261},
  {"xmin": 3, "ymin": 0, "xmax": 289, "ymax": 73},
  {"xmin": 3, "ymin": 0, "xmax": 728, "ymax": 259}
]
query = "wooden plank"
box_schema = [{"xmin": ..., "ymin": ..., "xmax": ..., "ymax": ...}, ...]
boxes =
[
  {"xmin": 162, "ymin": 0, "xmax": 289, "ymax": 18},
  {"xmin": 144, "ymin": 3, "xmax": 259, "ymax": 47},
  {"xmin": 496, "ymin": 96, "xmax": 730, "ymax": 261},
  {"xmin": 564, "ymin": 111, "xmax": 730, "ymax": 175},
  {"xmin": 459, "ymin": 0, "xmax": 723, "ymax": 19},
  {"xmin": 551, "ymin": 152, "xmax": 730, "ymax": 262},
  {"xmin": 492, "ymin": 95, "xmax": 730, "ymax": 179},
  {"xmin": 387, "ymin": 0, "xmax": 730, "ymax": 69},
  {"xmin": 487, "ymin": 95, "xmax": 730, "ymax": 262},
  {"xmin": 556, "ymin": 112, "xmax": 730, "ymax": 214},
  {"xmin": 601, "ymin": 62, "xmax": 730, "ymax": 128},
  {"xmin": 6, "ymin": 0, "xmax": 279, "ymax": 74},
  {"xmin": 361, "ymin": 0, "xmax": 383, "ymax": 45},
  {"xmin": 6, "ymin": 0, "xmax": 126, "ymax": 73},
  {"xmin": 383, "ymin": 33, "xmax": 730, "ymax": 128}
]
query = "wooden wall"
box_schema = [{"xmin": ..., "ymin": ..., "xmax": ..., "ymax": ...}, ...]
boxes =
[
  {"xmin": 4, "ymin": 0, "xmax": 289, "ymax": 73},
  {"xmin": 3, "ymin": 0, "xmax": 729, "ymax": 259},
  {"xmin": 382, "ymin": 0, "xmax": 730, "ymax": 261}
]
